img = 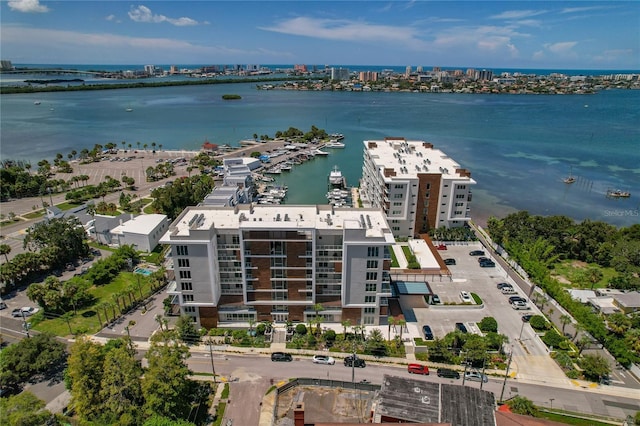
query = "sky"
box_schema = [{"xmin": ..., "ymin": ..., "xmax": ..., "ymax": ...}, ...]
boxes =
[{"xmin": 1, "ymin": 0, "xmax": 638, "ymax": 70}]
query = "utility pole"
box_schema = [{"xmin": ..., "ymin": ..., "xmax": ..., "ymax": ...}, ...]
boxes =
[
  {"xmin": 21, "ymin": 310, "xmax": 31, "ymax": 338},
  {"xmin": 351, "ymin": 344, "xmax": 356, "ymax": 384},
  {"xmin": 208, "ymin": 338, "xmax": 217, "ymax": 386},
  {"xmin": 500, "ymin": 348, "xmax": 514, "ymax": 402},
  {"xmin": 518, "ymin": 319, "xmax": 526, "ymax": 340},
  {"xmin": 480, "ymin": 357, "xmax": 487, "ymax": 390}
]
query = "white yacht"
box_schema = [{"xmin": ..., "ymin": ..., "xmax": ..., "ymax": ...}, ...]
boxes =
[{"xmin": 325, "ymin": 140, "xmax": 345, "ymax": 148}]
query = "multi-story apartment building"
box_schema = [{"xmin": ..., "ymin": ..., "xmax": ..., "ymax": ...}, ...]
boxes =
[
  {"xmin": 160, "ymin": 204, "xmax": 394, "ymax": 328},
  {"xmin": 360, "ymin": 137, "xmax": 475, "ymax": 238}
]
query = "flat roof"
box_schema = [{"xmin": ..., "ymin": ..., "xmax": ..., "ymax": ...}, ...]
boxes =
[
  {"xmin": 376, "ymin": 375, "xmax": 495, "ymax": 425},
  {"xmin": 110, "ymin": 214, "xmax": 167, "ymax": 235},
  {"xmin": 364, "ymin": 138, "xmax": 475, "ymax": 183},
  {"xmin": 394, "ymin": 281, "xmax": 431, "ymax": 295},
  {"xmin": 163, "ymin": 205, "xmax": 395, "ymax": 242}
]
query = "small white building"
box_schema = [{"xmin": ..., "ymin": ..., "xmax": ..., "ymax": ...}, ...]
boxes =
[{"xmin": 110, "ymin": 214, "xmax": 169, "ymax": 252}]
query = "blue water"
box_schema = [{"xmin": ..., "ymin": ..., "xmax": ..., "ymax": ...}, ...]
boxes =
[
  {"xmin": 134, "ymin": 267, "xmax": 153, "ymax": 276},
  {"xmin": 0, "ymin": 82, "xmax": 638, "ymax": 227}
]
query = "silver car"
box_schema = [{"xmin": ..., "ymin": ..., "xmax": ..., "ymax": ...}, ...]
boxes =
[{"xmin": 312, "ymin": 355, "xmax": 336, "ymax": 365}]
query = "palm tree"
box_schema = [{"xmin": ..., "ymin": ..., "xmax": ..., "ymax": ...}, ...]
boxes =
[
  {"xmin": 560, "ymin": 314, "xmax": 572, "ymax": 334},
  {"xmin": 151, "ymin": 142, "xmax": 157, "ymax": 151},
  {"xmin": 143, "ymin": 143, "xmax": 148, "ymax": 151},
  {"xmin": 341, "ymin": 319, "xmax": 351, "ymax": 338},
  {"xmin": 121, "ymin": 141, "xmax": 126, "ymax": 152},
  {"xmin": 388, "ymin": 316, "xmax": 397, "ymax": 341},
  {"xmin": 0, "ymin": 244, "xmax": 11, "ymax": 263},
  {"xmin": 397, "ymin": 318, "xmax": 407, "ymax": 341},
  {"xmin": 24, "ymin": 163, "xmax": 31, "ymax": 174},
  {"xmin": 137, "ymin": 141, "xmax": 141, "ymax": 150},
  {"xmin": 158, "ymin": 144, "xmax": 163, "ymax": 151},
  {"xmin": 71, "ymin": 149, "xmax": 77, "ymax": 159},
  {"xmin": 586, "ymin": 268, "xmax": 603, "ymax": 290}
]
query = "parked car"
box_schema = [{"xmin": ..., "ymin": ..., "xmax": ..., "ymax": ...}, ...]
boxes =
[
  {"xmin": 408, "ymin": 363, "xmax": 430, "ymax": 375},
  {"xmin": 0, "ymin": 301, "xmax": 7, "ymax": 310},
  {"xmin": 521, "ymin": 314, "xmax": 533, "ymax": 322},
  {"xmin": 431, "ymin": 294, "xmax": 441, "ymax": 304},
  {"xmin": 460, "ymin": 291, "xmax": 472, "ymax": 303},
  {"xmin": 455, "ymin": 322, "xmax": 468, "ymax": 333},
  {"xmin": 464, "ymin": 371, "xmax": 488, "ymax": 383},
  {"xmin": 501, "ymin": 287, "xmax": 516, "ymax": 294},
  {"xmin": 496, "ymin": 282, "xmax": 512, "ymax": 289},
  {"xmin": 422, "ymin": 325, "xmax": 434, "ymax": 340},
  {"xmin": 312, "ymin": 355, "xmax": 336, "ymax": 365},
  {"xmin": 437, "ymin": 368, "xmax": 460, "ymax": 379},
  {"xmin": 509, "ymin": 296, "xmax": 527, "ymax": 304},
  {"xmin": 11, "ymin": 307, "xmax": 39, "ymax": 317},
  {"xmin": 271, "ymin": 352, "xmax": 293, "ymax": 362},
  {"xmin": 512, "ymin": 301, "xmax": 530, "ymax": 310},
  {"xmin": 477, "ymin": 257, "xmax": 491, "ymax": 263},
  {"xmin": 479, "ymin": 260, "xmax": 496, "ymax": 267},
  {"xmin": 469, "ymin": 250, "xmax": 485, "ymax": 256},
  {"xmin": 443, "ymin": 258, "xmax": 456, "ymax": 265},
  {"xmin": 436, "ymin": 244, "xmax": 447, "ymax": 250},
  {"xmin": 344, "ymin": 355, "xmax": 366, "ymax": 368}
]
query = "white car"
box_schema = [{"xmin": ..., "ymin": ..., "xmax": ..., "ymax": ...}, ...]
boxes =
[
  {"xmin": 460, "ymin": 291, "xmax": 472, "ymax": 303},
  {"xmin": 511, "ymin": 301, "xmax": 530, "ymax": 310},
  {"xmin": 11, "ymin": 306, "xmax": 40, "ymax": 317},
  {"xmin": 312, "ymin": 355, "xmax": 336, "ymax": 365},
  {"xmin": 465, "ymin": 371, "xmax": 488, "ymax": 383}
]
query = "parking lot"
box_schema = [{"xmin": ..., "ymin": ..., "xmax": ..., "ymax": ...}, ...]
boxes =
[{"xmin": 411, "ymin": 243, "xmax": 554, "ymax": 364}]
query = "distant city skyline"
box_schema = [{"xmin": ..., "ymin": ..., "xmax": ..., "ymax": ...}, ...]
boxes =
[{"xmin": 1, "ymin": 0, "xmax": 638, "ymax": 70}]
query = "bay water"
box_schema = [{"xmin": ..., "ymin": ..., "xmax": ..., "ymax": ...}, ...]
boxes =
[{"xmin": 1, "ymin": 82, "xmax": 638, "ymax": 226}]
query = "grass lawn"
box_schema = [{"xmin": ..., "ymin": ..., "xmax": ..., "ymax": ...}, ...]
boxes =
[
  {"xmin": 23, "ymin": 210, "xmax": 46, "ymax": 219},
  {"xmin": 538, "ymin": 410, "xmax": 616, "ymax": 426},
  {"xmin": 55, "ymin": 201, "xmax": 84, "ymax": 211},
  {"xmin": 401, "ymin": 245, "xmax": 413, "ymax": 259},
  {"xmin": 32, "ymin": 271, "xmax": 155, "ymax": 336},
  {"xmin": 390, "ymin": 247, "xmax": 399, "ymax": 268},
  {"xmin": 143, "ymin": 204, "xmax": 157, "ymax": 214},
  {"xmin": 0, "ymin": 218, "xmax": 22, "ymax": 228},
  {"xmin": 551, "ymin": 260, "xmax": 617, "ymax": 290}
]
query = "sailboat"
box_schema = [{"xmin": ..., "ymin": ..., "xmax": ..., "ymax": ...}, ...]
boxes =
[
  {"xmin": 563, "ymin": 166, "xmax": 576, "ymax": 184},
  {"xmin": 125, "ymin": 106, "xmax": 133, "ymax": 112}
]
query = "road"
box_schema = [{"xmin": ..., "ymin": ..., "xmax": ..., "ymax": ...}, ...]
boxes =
[{"xmin": 471, "ymin": 223, "xmax": 640, "ymax": 389}]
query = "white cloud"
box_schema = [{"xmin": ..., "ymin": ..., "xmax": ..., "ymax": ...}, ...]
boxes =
[
  {"xmin": 0, "ymin": 25, "xmax": 290, "ymax": 63},
  {"xmin": 8, "ymin": 0, "xmax": 49, "ymax": 13},
  {"xmin": 533, "ymin": 50, "xmax": 545, "ymax": 60},
  {"xmin": 545, "ymin": 41, "xmax": 577, "ymax": 54},
  {"xmin": 490, "ymin": 10, "xmax": 547, "ymax": 20},
  {"xmin": 128, "ymin": 5, "xmax": 200, "ymax": 26},
  {"xmin": 560, "ymin": 6, "xmax": 606, "ymax": 14},
  {"xmin": 260, "ymin": 17, "xmax": 429, "ymax": 50},
  {"xmin": 593, "ymin": 49, "xmax": 635, "ymax": 63}
]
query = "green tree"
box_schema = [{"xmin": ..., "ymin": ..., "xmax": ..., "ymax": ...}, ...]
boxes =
[
  {"xmin": 99, "ymin": 343, "xmax": 144, "ymax": 425},
  {"xmin": 23, "ymin": 216, "xmax": 89, "ymax": 267},
  {"xmin": 143, "ymin": 415, "xmax": 196, "ymax": 426},
  {"xmin": 0, "ymin": 391, "xmax": 54, "ymax": 426},
  {"xmin": 0, "ymin": 332, "xmax": 66, "ymax": 391},
  {"xmin": 0, "ymin": 243, "xmax": 11, "ymax": 263},
  {"xmin": 66, "ymin": 337, "xmax": 105, "ymax": 421},
  {"xmin": 175, "ymin": 315, "xmax": 200, "ymax": 344},
  {"xmin": 478, "ymin": 316, "xmax": 498, "ymax": 333},
  {"xmin": 607, "ymin": 312, "xmax": 631, "ymax": 335},
  {"xmin": 365, "ymin": 328, "xmax": 388, "ymax": 357},
  {"xmin": 428, "ymin": 338, "xmax": 455, "ymax": 363},
  {"xmin": 559, "ymin": 314, "xmax": 572, "ymax": 334},
  {"xmin": 579, "ymin": 354, "xmax": 611, "ymax": 382},
  {"xmin": 507, "ymin": 395, "xmax": 539, "ymax": 416},
  {"xmin": 142, "ymin": 331, "xmax": 193, "ymax": 420}
]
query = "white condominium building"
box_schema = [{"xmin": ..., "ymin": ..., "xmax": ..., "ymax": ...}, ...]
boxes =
[
  {"xmin": 160, "ymin": 204, "xmax": 394, "ymax": 328},
  {"xmin": 360, "ymin": 137, "xmax": 476, "ymax": 238}
]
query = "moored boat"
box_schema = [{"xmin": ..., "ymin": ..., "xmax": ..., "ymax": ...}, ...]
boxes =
[{"xmin": 607, "ymin": 189, "xmax": 631, "ymax": 198}]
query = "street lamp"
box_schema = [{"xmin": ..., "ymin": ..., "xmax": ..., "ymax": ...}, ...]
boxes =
[
  {"xmin": 549, "ymin": 398, "xmax": 555, "ymax": 411},
  {"xmin": 518, "ymin": 319, "xmax": 526, "ymax": 340},
  {"xmin": 499, "ymin": 346, "xmax": 514, "ymax": 402},
  {"xmin": 207, "ymin": 337, "xmax": 217, "ymax": 386}
]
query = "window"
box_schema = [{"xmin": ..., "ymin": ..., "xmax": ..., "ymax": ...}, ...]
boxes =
[
  {"xmin": 425, "ymin": 183, "xmax": 431, "ymax": 190},
  {"xmin": 457, "ymin": 185, "xmax": 466, "ymax": 189},
  {"xmin": 363, "ymin": 316, "xmax": 375, "ymax": 325},
  {"xmin": 366, "ymin": 260, "xmax": 378, "ymax": 269},
  {"xmin": 179, "ymin": 270, "xmax": 191, "ymax": 279},
  {"xmin": 183, "ymin": 294, "xmax": 194, "ymax": 302},
  {"xmin": 455, "ymin": 210, "xmax": 463, "ymax": 215},
  {"xmin": 366, "ymin": 272, "xmax": 378, "ymax": 281},
  {"xmin": 364, "ymin": 295, "xmax": 376, "ymax": 303},
  {"xmin": 366, "ymin": 283, "xmax": 377, "ymax": 292},
  {"xmin": 392, "ymin": 210, "xmax": 401, "ymax": 215},
  {"xmin": 184, "ymin": 306, "xmax": 196, "ymax": 313},
  {"xmin": 177, "ymin": 258, "xmax": 190, "ymax": 268},
  {"xmin": 394, "ymin": 184, "xmax": 404, "ymax": 189},
  {"xmin": 456, "ymin": 194, "xmax": 465, "ymax": 199},
  {"xmin": 176, "ymin": 245, "xmax": 188, "ymax": 256},
  {"xmin": 393, "ymin": 202, "xmax": 402, "ymax": 206},
  {"xmin": 181, "ymin": 282, "xmax": 193, "ymax": 291},
  {"xmin": 364, "ymin": 307, "xmax": 376, "ymax": 314},
  {"xmin": 393, "ymin": 194, "xmax": 403, "ymax": 199},
  {"xmin": 232, "ymin": 235, "xmax": 239, "ymax": 245},
  {"xmin": 367, "ymin": 247, "xmax": 379, "ymax": 257},
  {"xmin": 392, "ymin": 226, "xmax": 400, "ymax": 231},
  {"xmin": 455, "ymin": 202, "xmax": 464, "ymax": 207}
]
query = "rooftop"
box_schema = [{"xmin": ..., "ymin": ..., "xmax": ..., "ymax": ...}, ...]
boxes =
[
  {"xmin": 110, "ymin": 214, "xmax": 167, "ymax": 235},
  {"xmin": 162, "ymin": 205, "xmax": 394, "ymax": 242},
  {"xmin": 364, "ymin": 137, "xmax": 475, "ymax": 183}
]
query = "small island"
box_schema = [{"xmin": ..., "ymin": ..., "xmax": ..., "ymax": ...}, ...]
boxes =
[{"xmin": 222, "ymin": 94, "xmax": 242, "ymax": 100}]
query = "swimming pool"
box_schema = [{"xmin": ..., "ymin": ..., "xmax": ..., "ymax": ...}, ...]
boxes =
[{"xmin": 134, "ymin": 267, "xmax": 153, "ymax": 276}]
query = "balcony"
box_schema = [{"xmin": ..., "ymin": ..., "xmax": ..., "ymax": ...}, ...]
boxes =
[{"xmin": 166, "ymin": 280, "xmax": 179, "ymax": 295}]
